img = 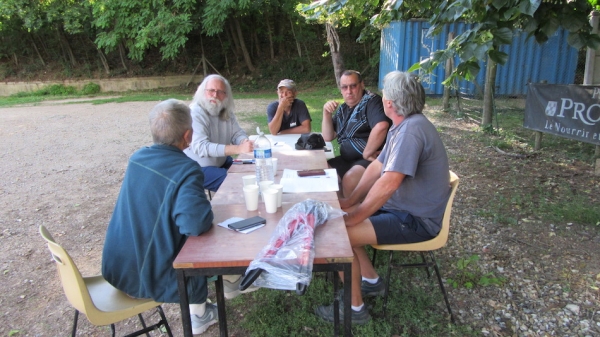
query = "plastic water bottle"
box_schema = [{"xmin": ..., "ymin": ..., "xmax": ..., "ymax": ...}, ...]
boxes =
[{"xmin": 254, "ymin": 127, "xmax": 274, "ymax": 186}]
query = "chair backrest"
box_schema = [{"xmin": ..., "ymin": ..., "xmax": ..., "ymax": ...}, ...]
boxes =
[
  {"xmin": 373, "ymin": 170, "xmax": 460, "ymax": 251},
  {"xmin": 39, "ymin": 225, "xmax": 95, "ymax": 316}
]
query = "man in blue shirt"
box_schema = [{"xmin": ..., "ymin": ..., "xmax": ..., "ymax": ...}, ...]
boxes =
[
  {"xmin": 102, "ymin": 99, "xmax": 218, "ymax": 334},
  {"xmin": 266, "ymin": 79, "xmax": 312, "ymax": 134}
]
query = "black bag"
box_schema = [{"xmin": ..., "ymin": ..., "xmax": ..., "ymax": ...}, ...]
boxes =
[{"xmin": 295, "ymin": 133, "xmax": 326, "ymax": 150}]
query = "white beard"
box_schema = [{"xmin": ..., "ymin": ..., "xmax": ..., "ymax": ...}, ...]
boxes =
[{"xmin": 199, "ymin": 97, "xmax": 223, "ymax": 116}]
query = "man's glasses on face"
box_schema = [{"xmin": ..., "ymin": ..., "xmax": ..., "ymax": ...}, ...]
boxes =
[
  {"xmin": 205, "ymin": 88, "xmax": 227, "ymax": 96},
  {"xmin": 339, "ymin": 83, "xmax": 359, "ymax": 91}
]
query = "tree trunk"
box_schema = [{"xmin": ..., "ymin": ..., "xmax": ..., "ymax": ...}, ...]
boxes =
[
  {"xmin": 227, "ymin": 21, "xmax": 241, "ymax": 61},
  {"xmin": 218, "ymin": 35, "xmax": 231, "ymax": 73},
  {"xmin": 28, "ymin": 33, "xmax": 46, "ymax": 66},
  {"xmin": 56, "ymin": 27, "xmax": 77, "ymax": 67},
  {"xmin": 118, "ymin": 42, "xmax": 128, "ymax": 71},
  {"xmin": 266, "ymin": 16, "xmax": 275, "ymax": 60},
  {"xmin": 87, "ymin": 36, "xmax": 109, "ymax": 74},
  {"xmin": 234, "ymin": 18, "xmax": 255, "ymax": 72},
  {"xmin": 326, "ymin": 23, "xmax": 344, "ymax": 86},
  {"xmin": 482, "ymin": 56, "xmax": 497, "ymax": 127},
  {"xmin": 290, "ymin": 18, "xmax": 301, "ymax": 58},
  {"xmin": 442, "ymin": 32, "xmax": 455, "ymax": 111}
]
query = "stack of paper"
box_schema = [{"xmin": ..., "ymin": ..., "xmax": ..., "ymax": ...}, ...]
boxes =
[{"xmin": 279, "ymin": 169, "xmax": 339, "ymax": 193}]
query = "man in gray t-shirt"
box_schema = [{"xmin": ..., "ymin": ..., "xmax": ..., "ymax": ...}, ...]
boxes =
[{"xmin": 315, "ymin": 71, "xmax": 450, "ymax": 325}]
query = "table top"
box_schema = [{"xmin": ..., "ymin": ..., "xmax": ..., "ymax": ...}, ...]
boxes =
[
  {"xmin": 210, "ymin": 172, "xmax": 339, "ymax": 205},
  {"xmin": 173, "ymin": 201, "xmax": 353, "ymax": 269},
  {"xmin": 229, "ymin": 150, "xmax": 329, "ymax": 173},
  {"xmin": 249, "ymin": 134, "xmax": 335, "ymax": 159}
]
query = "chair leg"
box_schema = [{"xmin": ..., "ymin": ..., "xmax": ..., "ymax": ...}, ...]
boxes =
[
  {"xmin": 371, "ymin": 249, "xmax": 378, "ymax": 266},
  {"xmin": 429, "ymin": 251, "xmax": 455, "ymax": 323},
  {"xmin": 137, "ymin": 314, "xmax": 150, "ymax": 337},
  {"xmin": 111, "ymin": 323, "xmax": 116, "ymax": 337},
  {"xmin": 381, "ymin": 251, "xmax": 394, "ymax": 316},
  {"xmin": 156, "ymin": 305, "xmax": 173, "ymax": 337},
  {"xmin": 71, "ymin": 310, "xmax": 79, "ymax": 337},
  {"xmin": 420, "ymin": 252, "xmax": 431, "ymax": 278}
]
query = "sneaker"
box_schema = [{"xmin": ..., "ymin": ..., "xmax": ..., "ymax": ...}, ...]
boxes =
[
  {"xmin": 191, "ymin": 303, "xmax": 218, "ymax": 335},
  {"xmin": 315, "ymin": 301, "xmax": 371, "ymax": 325},
  {"xmin": 361, "ymin": 278, "xmax": 385, "ymax": 297},
  {"xmin": 223, "ymin": 276, "xmax": 260, "ymax": 299}
]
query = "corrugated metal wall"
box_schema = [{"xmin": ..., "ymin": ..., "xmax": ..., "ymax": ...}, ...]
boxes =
[{"xmin": 379, "ymin": 20, "xmax": 580, "ymax": 96}]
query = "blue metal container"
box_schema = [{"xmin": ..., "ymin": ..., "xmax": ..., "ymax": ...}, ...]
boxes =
[{"xmin": 379, "ymin": 20, "xmax": 580, "ymax": 96}]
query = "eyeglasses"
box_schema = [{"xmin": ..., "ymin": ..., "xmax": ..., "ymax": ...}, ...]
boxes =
[
  {"xmin": 205, "ymin": 88, "xmax": 227, "ymax": 96},
  {"xmin": 339, "ymin": 83, "xmax": 359, "ymax": 91}
]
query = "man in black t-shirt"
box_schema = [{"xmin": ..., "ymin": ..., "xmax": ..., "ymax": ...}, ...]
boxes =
[{"xmin": 322, "ymin": 70, "xmax": 391, "ymax": 197}]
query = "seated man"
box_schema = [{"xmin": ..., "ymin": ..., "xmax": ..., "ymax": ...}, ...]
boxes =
[
  {"xmin": 102, "ymin": 99, "xmax": 218, "ymax": 334},
  {"xmin": 184, "ymin": 74, "xmax": 253, "ymax": 192},
  {"xmin": 266, "ymin": 79, "xmax": 312, "ymax": 134},
  {"xmin": 321, "ymin": 70, "xmax": 390, "ymax": 197},
  {"xmin": 315, "ymin": 71, "xmax": 451, "ymax": 324}
]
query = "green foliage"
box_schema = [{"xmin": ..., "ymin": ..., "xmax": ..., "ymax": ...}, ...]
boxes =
[
  {"xmin": 446, "ymin": 255, "xmax": 505, "ymax": 289},
  {"xmin": 81, "ymin": 82, "xmax": 101, "ymax": 95}
]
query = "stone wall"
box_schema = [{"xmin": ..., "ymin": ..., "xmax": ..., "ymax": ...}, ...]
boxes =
[{"xmin": 0, "ymin": 75, "xmax": 200, "ymax": 96}]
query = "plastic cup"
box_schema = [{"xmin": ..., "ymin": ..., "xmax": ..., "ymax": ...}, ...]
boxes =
[
  {"xmin": 243, "ymin": 185, "xmax": 259, "ymax": 211},
  {"xmin": 263, "ymin": 189, "xmax": 278, "ymax": 213},
  {"xmin": 271, "ymin": 158, "xmax": 278, "ymax": 175},
  {"xmin": 242, "ymin": 175, "xmax": 257, "ymax": 186},
  {"xmin": 270, "ymin": 184, "xmax": 283, "ymax": 207}
]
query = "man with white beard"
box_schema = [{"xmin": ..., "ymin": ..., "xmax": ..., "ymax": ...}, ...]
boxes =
[{"xmin": 184, "ymin": 74, "xmax": 254, "ymax": 192}]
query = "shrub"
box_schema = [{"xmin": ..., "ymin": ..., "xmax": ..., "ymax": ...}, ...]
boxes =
[{"xmin": 81, "ymin": 82, "xmax": 101, "ymax": 95}]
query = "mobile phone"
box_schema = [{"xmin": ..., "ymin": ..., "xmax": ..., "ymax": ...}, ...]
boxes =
[
  {"xmin": 297, "ymin": 169, "xmax": 326, "ymax": 177},
  {"xmin": 228, "ymin": 216, "xmax": 266, "ymax": 231}
]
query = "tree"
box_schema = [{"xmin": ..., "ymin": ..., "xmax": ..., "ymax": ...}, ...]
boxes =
[
  {"xmin": 303, "ymin": 0, "xmax": 600, "ymax": 128},
  {"xmin": 298, "ymin": 0, "xmax": 382, "ymax": 85}
]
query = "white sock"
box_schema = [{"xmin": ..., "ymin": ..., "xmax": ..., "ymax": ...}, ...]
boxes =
[
  {"xmin": 362, "ymin": 276, "xmax": 379, "ymax": 284},
  {"xmin": 351, "ymin": 303, "xmax": 364, "ymax": 311},
  {"xmin": 222, "ymin": 274, "xmax": 242, "ymax": 283},
  {"xmin": 190, "ymin": 303, "xmax": 206, "ymax": 317}
]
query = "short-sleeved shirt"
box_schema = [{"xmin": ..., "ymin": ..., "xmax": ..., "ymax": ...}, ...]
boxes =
[
  {"xmin": 332, "ymin": 92, "xmax": 389, "ymax": 162},
  {"xmin": 377, "ymin": 113, "xmax": 450, "ymax": 234},
  {"xmin": 266, "ymin": 99, "xmax": 312, "ymax": 133}
]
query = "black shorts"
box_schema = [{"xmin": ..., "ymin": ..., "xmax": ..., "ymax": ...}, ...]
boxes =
[
  {"xmin": 370, "ymin": 208, "xmax": 435, "ymax": 245},
  {"xmin": 327, "ymin": 156, "xmax": 371, "ymax": 178}
]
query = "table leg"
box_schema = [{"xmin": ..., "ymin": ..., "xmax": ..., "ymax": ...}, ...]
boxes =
[
  {"xmin": 333, "ymin": 272, "xmax": 339, "ymax": 336},
  {"xmin": 215, "ymin": 275, "xmax": 228, "ymax": 336},
  {"xmin": 342, "ymin": 262, "xmax": 352, "ymax": 337},
  {"xmin": 176, "ymin": 270, "xmax": 193, "ymax": 337}
]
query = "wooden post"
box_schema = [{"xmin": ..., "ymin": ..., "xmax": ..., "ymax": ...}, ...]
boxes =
[{"xmin": 534, "ymin": 132, "xmax": 543, "ymax": 151}]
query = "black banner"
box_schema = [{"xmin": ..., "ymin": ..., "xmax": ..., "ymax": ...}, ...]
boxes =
[{"xmin": 524, "ymin": 83, "xmax": 600, "ymax": 146}]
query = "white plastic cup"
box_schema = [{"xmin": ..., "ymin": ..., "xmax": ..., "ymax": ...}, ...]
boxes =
[
  {"xmin": 259, "ymin": 180, "xmax": 274, "ymax": 201},
  {"xmin": 271, "ymin": 158, "xmax": 278, "ymax": 175},
  {"xmin": 263, "ymin": 189, "xmax": 278, "ymax": 213},
  {"xmin": 242, "ymin": 175, "xmax": 257, "ymax": 186},
  {"xmin": 270, "ymin": 184, "xmax": 283, "ymax": 207},
  {"xmin": 243, "ymin": 185, "xmax": 259, "ymax": 211}
]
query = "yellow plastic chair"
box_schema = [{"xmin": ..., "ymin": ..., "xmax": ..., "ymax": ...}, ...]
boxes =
[
  {"xmin": 370, "ymin": 171, "xmax": 459, "ymax": 322},
  {"xmin": 39, "ymin": 225, "xmax": 173, "ymax": 337}
]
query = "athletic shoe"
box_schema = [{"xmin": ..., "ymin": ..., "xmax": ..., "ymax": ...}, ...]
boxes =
[
  {"xmin": 314, "ymin": 301, "xmax": 371, "ymax": 325},
  {"xmin": 361, "ymin": 278, "xmax": 385, "ymax": 297},
  {"xmin": 191, "ymin": 303, "xmax": 218, "ymax": 335},
  {"xmin": 223, "ymin": 276, "xmax": 260, "ymax": 299}
]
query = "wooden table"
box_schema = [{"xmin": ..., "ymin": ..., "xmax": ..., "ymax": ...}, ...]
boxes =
[
  {"xmin": 174, "ymin": 150, "xmax": 353, "ymax": 337},
  {"xmin": 229, "ymin": 149, "xmax": 329, "ymax": 174}
]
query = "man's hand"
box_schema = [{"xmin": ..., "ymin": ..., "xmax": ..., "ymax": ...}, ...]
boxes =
[
  {"xmin": 323, "ymin": 100, "xmax": 339, "ymax": 116},
  {"xmin": 238, "ymin": 139, "xmax": 253, "ymax": 153},
  {"xmin": 339, "ymin": 197, "xmax": 353, "ymax": 210},
  {"xmin": 279, "ymin": 96, "xmax": 294, "ymax": 111}
]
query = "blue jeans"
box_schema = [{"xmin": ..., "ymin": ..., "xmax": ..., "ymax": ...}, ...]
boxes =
[{"xmin": 201, "ymin": 156, "xmax": 233, "ymax": 192}]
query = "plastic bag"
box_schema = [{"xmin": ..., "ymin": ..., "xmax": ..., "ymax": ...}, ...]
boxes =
[{"xmin": 240, "ymin": 199, "xmax": 345, "ymax": 295}]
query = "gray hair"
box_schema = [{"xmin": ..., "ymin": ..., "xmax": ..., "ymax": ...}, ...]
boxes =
[
  {"xmin": 148, "ymin": 99, "xmax": 192, "ymax": 146},
  {"xmin": 192, "ymin": 74, "xmax": 235, "ymax": 120},
  {"xmin": 382, "ymin": 71, "xmax": 425, "ymax": 118}
]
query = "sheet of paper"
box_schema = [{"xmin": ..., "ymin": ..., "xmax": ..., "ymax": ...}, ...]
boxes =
[
  {"xmin": 218, "ymin": 217, "xmax": 265, "ymax": 234},
  {"xmin": 280, "ymin": 168, "xmax": 339, "ymax": 193}
]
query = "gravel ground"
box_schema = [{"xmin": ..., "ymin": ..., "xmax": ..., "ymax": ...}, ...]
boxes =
[{"xmin": 0, "ymin": 98, "xmax": 598, "ymax": 336}]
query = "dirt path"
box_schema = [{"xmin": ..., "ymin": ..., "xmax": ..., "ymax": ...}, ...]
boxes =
[{"xmin": 0, "ymin": 100, "xmax": 269, "ymax": 336}]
